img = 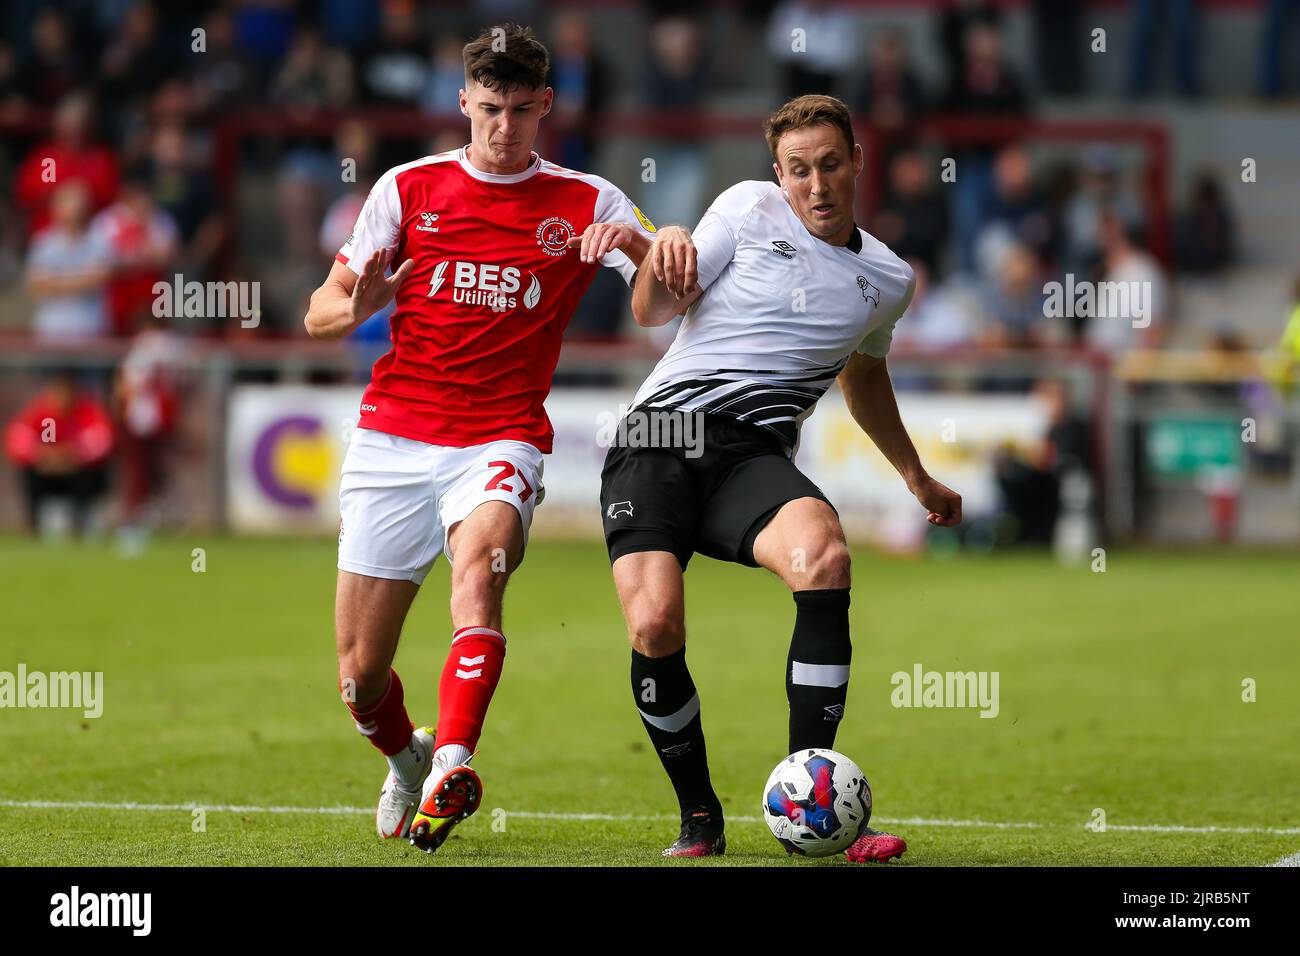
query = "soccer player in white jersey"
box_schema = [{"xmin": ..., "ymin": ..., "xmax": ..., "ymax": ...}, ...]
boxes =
[{"xmin": 599, "ymin": 94, "xmax": 962, "ymax": 859}]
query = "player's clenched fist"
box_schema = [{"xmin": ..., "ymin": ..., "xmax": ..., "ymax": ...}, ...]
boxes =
[
  {"xmin": 910, "ymin": 474, "xmax": 963, "ymax": 527},
  {"xmin": 649, "ymin": 226, "xmax": 697, "ymax": 299}
]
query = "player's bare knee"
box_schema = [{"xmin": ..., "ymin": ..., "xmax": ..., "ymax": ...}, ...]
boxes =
[
  {"xmin": 627, "ymin": 603, "xmax": 685, "ymax": 657},
  {"xmin": 799, "ymin": 540, "xmax": 852, "ymax": 590},
  {"xmin": 452, "ymin": 553, "xmax": 510, "ymax": 597},
  {"xmin": 337, "ymin": 650, "xmax": 390, "ymax": 708},
  {"xmin": 450, "ymin": 558, "xmax": 507, "ymax": 621}
]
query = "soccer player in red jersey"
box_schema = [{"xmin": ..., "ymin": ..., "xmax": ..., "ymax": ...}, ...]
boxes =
[{"xmin": 304, "ymin": 24, "xmax": 656, "ymax": 853}]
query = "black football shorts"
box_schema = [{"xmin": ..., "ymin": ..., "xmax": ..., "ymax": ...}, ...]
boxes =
[{"xmin": 599, "ymin": 412, "xmax": 832, "ymax": 569}]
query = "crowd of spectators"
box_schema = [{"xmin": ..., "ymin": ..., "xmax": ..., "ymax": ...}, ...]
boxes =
[
  {"xmin": 0, "ymin": 1, "xmax": 1262, "ymax": 346},
  {"xmin": 0, "ymin": 0, "xmax": 1289, "ymax": 542}
]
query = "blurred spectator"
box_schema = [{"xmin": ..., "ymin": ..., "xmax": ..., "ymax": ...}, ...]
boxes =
[
  {"xmin": 143, "ymin": 78, "xmax": 200, "ymax": 148},
  {"xmin": 1272, "ymin": 271, "xmax": 1300, "ymax": 397},
  {"xmin": 942, "ymin": 19, "xmax": 1028, "ymax": 115},
  {"xmin": 1060, "ymin": 146, "xmax": 1144, "ymax": 280},
  {"xmin": 277, "ymin": 163, "xmax": 334, "ymax": 333},
  {"xmin": 14, "ymin": 91, "xmax": 120, "ymax": 238},
  {"xmin": 359, "ymin": 0, "xmax": 430, "ymax": 105},
  {"xmin": 1129, "ymin": 0, "xmax": 1201, "ymax": 98},
  {"xmin": 872, "ymin": 148, "xmax": 949, "ymax": 276},
  {"xmin": 146, "ymin": 124, "xmax": 223, "ymax": 283},
  {"xmin": 891, "ymin": 260, "xmax": 975, "ymax": 351},
  {"xmin": 1084, "ymin": 209, "xmax": 1168, "ymax": 354},
  {"xmin": 320, "ymin": 122, "xmax": 379, "ymax": 244},
  {"xmin": 717, "ymin": 0, "xmax": 780, "ymax": 89},
  {"xmin": 189, "ymin": 5, "xmax": 260, "ymax": 118},
  {"xmin": 853, "ymin": 26, "xmax": 927, "ymax": 140},
  {"xmin": 0, "ymin": 40, "xmax": 21, "ymax": 113},
  {"xmin": 942, "ymin": 19, "xmax": 1030, "ymax": 274},
  {"xmin": 994, "ymin": 379, "xmax": 1092, "ymax": 546},
  {"xmin": 320, "ymin": 0, "xmax": 382, "ymax": 55},
  {"xmin": 99, "ymin": 1, "xmax": 183, "ymax": 136},
  {"xmin": 14, "ymin": 6, "xmax": 85, "ymax": 105},
  {"xmin": 545, "ymin": 9, "xmax": 612, "ymax": 172},
  {"xmin": 114, "ymin": 315, "xmax": 188, "ymax": 529},
  {"xmin": 92, "ymin": 169, "xmax": 180, "ymax": 337},
  {"xmin": 422, "ymin": 33, "xmax": 468, "ymax": 118},
  {"xmin": 4, "ymin": 371, "xmax": 114, "ymax": 537},
  {"xmin": 767, "ymin": 0, "xmax": 859, "ymax": 99},
  {"xmin": 1174, "ymin": 169, "xmax": 1235, "ymax": 276},
  {"xmin": 232, "ymin": 0, "xmax": 297, "ymax": 70},
  {"xmin": 646, "ymin": 14, "xmax": 710, "ymax": 111},
  {"xmin": 1259, "ymin": 0, "xmax": 1300, "ymax": 97},
  {"xmin": 977, "ymin": 143, "xmax": 1054, "ymax": 270},
  {"xmin": 1202, "ymin": 328, "xmax": 1286, "ymax": 528},
  {"xmin": 271, "ymin": 25, "xmax": 356, "ymax": 112},
  {"xmin": 320, "ymin": 122, "xmax": 393, "ymax": 371},
  {"xmin": 559, "ymin": 9, "xmax": 630, "ymax": 358},
  {"xmin": 980, "ymin": 242, "xmax": 1048, "ymax": 348},
  {"xmin": 1037, "ymin": 378, "xmax": 1092, "ymax": 475},
  {"xmin": 26, "ymin": 182, "xmax": 113, "ymax": 343},
  {"xmin": 1263, "ymin": 273, "xmax": 1294, "ymax": 395},
  {"xmin": 937, "ymin": 0, "xmax": 999, "ymax": 92},
  {"xmin": 278, "ymin": 140, "xmax": 334, "ymax": 295},
  {"xmin": 643, "ymin": 15, "xmax": 710, "ymax": 231},
  {"xmin": 1031, "ymin": 0, "xmax": 1083, "ymax": 96}
]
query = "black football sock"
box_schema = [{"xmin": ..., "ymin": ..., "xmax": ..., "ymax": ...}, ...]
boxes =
[
  {"xmin": 631, "ymin": 646, "xmax": 723, "ymax": 820},
  {"xmin": 787, "ymin": 588, "xmax": 852, "ymax": 753}
]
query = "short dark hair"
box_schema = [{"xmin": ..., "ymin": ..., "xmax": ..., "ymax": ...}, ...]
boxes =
[
  {"xmin": 764, "ymin": 94, "xmax": 856, "ymax": 163},
  {"xmin": 463, "ymin": 23, "xmax": 550, "ymax": 93}
]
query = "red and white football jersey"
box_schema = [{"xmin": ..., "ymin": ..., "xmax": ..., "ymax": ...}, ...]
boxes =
[{"xmin": 337, "ymin": 146, "xmax": 656, "ymax": 453}]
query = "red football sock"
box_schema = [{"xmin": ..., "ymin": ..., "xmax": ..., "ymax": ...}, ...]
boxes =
[
  {"xmin": 434, "ymin": 626, "xmax": 507, "ymax": 750},
  {"xmin": 344, "ymin": 668, "xmax": 414, "ymax": 757}
]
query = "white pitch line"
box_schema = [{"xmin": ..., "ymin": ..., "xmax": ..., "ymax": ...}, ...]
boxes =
[
  {"xmin": 0, "ymin": 799, "xmax": 368, "ymax": 816},
  {"xmin": 2, "ymin": 799, "xmax": 1299, "ymax": 836},
  {"xmin": 1270, "ymin": 851, "xmax": 1300, "ymax": 867}
]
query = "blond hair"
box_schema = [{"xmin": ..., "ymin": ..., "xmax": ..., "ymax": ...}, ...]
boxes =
[{"xmin": 763, "ymin": 94, "xmax": 855, "ymax": 163}]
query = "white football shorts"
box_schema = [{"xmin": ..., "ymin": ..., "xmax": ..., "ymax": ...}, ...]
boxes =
[{"xmin": 337, "ymin": 427, "xmax": 545, "ymax": 585}]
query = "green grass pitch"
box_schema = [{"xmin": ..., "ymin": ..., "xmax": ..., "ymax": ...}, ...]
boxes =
[{"xmin": 1, "ymin": 536, "xmax": 1297, "ymax": 866}]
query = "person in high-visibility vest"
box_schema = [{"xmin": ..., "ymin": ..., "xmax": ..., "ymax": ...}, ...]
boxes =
[{"xmin": 1271, "ymin": 276, "xmax": 1300, "ymax": 396}]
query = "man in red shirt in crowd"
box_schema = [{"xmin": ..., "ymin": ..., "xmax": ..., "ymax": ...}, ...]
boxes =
[
  {"xmin": 4, "ymin": 372, "xmax": 114, "ymax": 536},
  {"xmin": 93, "ymin": 171, "xmax": 180, "ymax": 337},
  {"xmin": 15, "ymin": 92, "xmax": 119, "ymax": 239},
  {"xmin": 304, "ymin": 24, "xmax": 655, "ymax": 853}
]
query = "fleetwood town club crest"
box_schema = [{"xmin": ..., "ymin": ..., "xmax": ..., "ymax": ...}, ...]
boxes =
[{"xmin": 536, "ymin": 216, "xmax": 575, "ymax": 256}]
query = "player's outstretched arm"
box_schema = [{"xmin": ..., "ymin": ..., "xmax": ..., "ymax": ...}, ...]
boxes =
[
  {"xmin": 304, "ymin": 249, "xmax": 413, "ymax": 340},
  {"xmin": 839, "ymin": 351, "xmax": 962, "ymax": 527},
  {"xmin": 631, "ymin": 226, "xmax": 703, "ymax": 327}
]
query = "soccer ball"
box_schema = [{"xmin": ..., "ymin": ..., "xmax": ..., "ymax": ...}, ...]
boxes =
[{"xmin": 761, "ymin": 748, "xmax": 872, "ymax": 856}]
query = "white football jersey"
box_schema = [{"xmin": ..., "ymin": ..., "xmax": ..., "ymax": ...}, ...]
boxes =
[{"xmin": 630, "ymin": 180, "xmax": 915, "ymax": 453}]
